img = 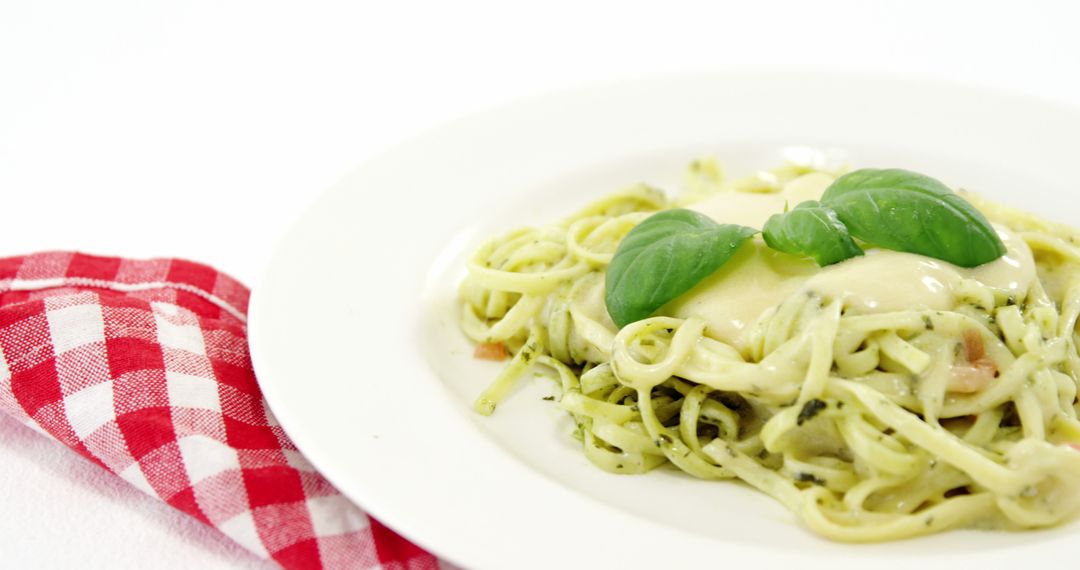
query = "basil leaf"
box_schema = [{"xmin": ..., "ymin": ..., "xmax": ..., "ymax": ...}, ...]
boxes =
[
  {"xmin": 821, "ymin": 169, "xmax": 1005, "ymax": 267},
  {"xmin": 605, "ymin": 209, "xmax": 757, "ymax": 327},
  {"xmin": 762, "ymin": 201, "xmax": 864, "ymax": 266}
]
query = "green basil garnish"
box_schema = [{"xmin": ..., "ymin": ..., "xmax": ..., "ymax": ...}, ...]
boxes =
[
  {"xmin": 820, "ymin": 168, "xmax": 1006, "ymax": 268},
  {"xmin": 604, "ymin": 209, "xmax": 757, "ymax": 327},
  {"xmin": 604, "ymin": 167, "xmax": 1008, "ymax": 327},
  {"xmin": 762, "ymin": 200, "xmax": 864, "ymax": 266}
]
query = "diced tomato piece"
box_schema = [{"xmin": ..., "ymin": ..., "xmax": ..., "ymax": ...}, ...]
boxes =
[
  {"xmin": 948, "ymin": 364, "xmax": 995, "ymax": 393},
  {"xmin": 948, "ymin": 329, "xmax": 998, "ymax": 393},
  {"xmin": 474, "ymin": 341, "xmax": 509, "ymax": 361},
  {"xmin": 962, "ymin": 329, "xmax": 987, "ymax": 362}
]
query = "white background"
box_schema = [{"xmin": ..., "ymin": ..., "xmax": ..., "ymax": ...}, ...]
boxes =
[{"xmin": 2, "ymin": 1, "xmax": 1079, "ymax": 567}]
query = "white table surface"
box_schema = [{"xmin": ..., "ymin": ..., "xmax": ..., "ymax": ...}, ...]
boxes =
[{"xmin": 2, "ymin": 1, "xmax": 1079, "ymax": 567}]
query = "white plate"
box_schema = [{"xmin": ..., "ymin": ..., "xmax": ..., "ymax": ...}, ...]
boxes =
[{"xmin": 249, "ymin": 72, "xmax": 1080, "ymax": 570}]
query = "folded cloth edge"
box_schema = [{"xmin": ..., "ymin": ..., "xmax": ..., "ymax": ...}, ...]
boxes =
[{"xmin": 0, "ymin": 251, "xmax": 438, "ymax": 570}]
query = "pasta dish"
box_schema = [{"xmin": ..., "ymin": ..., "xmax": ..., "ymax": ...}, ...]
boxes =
[{"xmin": 458, "ymin": 157, "xmax": 1080, "ymax": 541}]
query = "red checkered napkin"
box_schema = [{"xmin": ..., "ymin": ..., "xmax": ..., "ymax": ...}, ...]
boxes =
[{"xmin": 0, "ymin": 252, "xmax": 439, "ymax": 570}]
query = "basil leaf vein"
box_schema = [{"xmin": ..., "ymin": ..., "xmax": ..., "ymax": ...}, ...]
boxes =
[
  {"xmin": 762, "ymin": 200, "xmax": 864, "ymax": 266},
  {"xmin": 605, "ymin": 209, "xmax": 757, "ymax": 327},
  {"xmin": 821, "ymin": 168, "xmax": 1005, "ymax": 268}
]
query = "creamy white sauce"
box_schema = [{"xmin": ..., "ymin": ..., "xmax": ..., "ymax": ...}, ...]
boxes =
[
  {"xmin": 664, "ymin": 173, "xmax": 1037, "ymax": 350},
  {"xmin": 802, "ymin": 251, "xmax": 959, "ymax": 313},
  {"xmin": 688, "ymin": 172, "xmax": 835, "ymax": 229},
  {"xmin": 965, "ymin": 228, "xmax": 1035, "ymax": 292},
  {"xmin": 660, "ymin": 240, "xmax": 818, "ymax": 347}
]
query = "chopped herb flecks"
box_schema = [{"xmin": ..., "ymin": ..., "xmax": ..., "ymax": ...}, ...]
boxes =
[
  {"xmin": 797, "ymin": 399, "xmax": 828, "ymax": 425},
  {"xmin": 794, "ymin": 472, "xmax": 826, "ymax": 486}
]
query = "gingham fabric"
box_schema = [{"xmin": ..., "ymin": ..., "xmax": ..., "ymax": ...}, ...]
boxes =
[{"xmin": 0, "ymin": 252, "xmax": 439, "ymax": 570}]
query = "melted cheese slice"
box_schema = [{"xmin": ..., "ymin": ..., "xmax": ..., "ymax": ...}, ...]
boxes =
[{"xmin": 662, "ymin": 173, "xmax": 1036, "ymax": 351}]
